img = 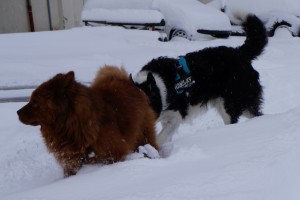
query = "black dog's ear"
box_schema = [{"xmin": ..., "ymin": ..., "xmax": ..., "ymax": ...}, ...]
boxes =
[
  {"xmin": 129, "ymin": 73, "xmax": 137, "ymax": 86},
  {"xmin": 147, "ymin": 72, "xmax": 156, "ymax": 84},
  {"xmin": 147, "ymin": 72, "xmax": 156, "ymax": 91}
]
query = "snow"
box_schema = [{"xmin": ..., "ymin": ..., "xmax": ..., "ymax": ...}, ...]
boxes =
[
  {"xmin": 83, "ymin": 0, "xmax": 154, "ymax": 10},
  {"xmin": 209, "ymin": 0, "xmax": 300, "ymax": 28},
  {"xmin": 82, "ymin": 0, "xmax": 231, "ymax": 40},
  {"xmin": 153, "ymin": 0, "xmax": 231, "ymax": 32},
  {"xmin": 82, "ymin": 8, "xmax": 164, "ymax": 24},
  {"xmin": 259, "ymin": 11, "xmax": 300, "ymax": 35},
  {"xmin": 1, "ymin": 8, "xmax": 300, "ymax": 200},
  {"xmin": 221, "ymin": 0, "xmax": 300, "ymax": 16},
  {"xmin": 82, "ymin": 0, "xmax": 164, "ymax": 24}
]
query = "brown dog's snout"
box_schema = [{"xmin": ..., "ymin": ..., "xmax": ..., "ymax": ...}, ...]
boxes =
[
  {"xmin": 17, "ymin": 104, "xmax": 29, "ymax": 120},
  {"xmin": 17, "ymin": 103, "xmax": 40, "ymax": 126},
  {"xmin": 17, "ymin": 108, "xmax": 22, "ymax": 116},
  {"xmin": 17, "ymin": 105, "xmax": 27, "ymax": 117}
]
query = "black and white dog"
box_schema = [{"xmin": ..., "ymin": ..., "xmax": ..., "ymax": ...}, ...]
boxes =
[{"xmin": 133, "ymin": 15, "xmax": 268, "ymax": 147}]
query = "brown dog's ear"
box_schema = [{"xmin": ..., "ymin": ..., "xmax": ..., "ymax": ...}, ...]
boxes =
[
  {"xmin": 60, "ymin": 71, "xmax": 75, "ymax": 91},
  {"xmin": 64, "ymin": 71, "xmax": 75, "ymax": 84},
  {"xmin": 65, "ymin": 71, "xmax": 75, "ymax": 82}
]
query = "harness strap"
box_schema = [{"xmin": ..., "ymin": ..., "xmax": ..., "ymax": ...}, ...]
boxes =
[
  {"xmin": 176, "ymin": 56, "xmax": 190, "ymax": 80},
  {"xmin": 174, "ymin": 56, "xmax": 195, "ymax": 95},
  {"xmin": 178, "ymin": 56, "xmax": 190, "ymax": 74}
]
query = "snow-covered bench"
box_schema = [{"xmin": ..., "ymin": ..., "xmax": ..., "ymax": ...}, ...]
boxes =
[
  {"xmin": 81, "ymin": 0, "xmax": 232, "ymax": 40},
  {"xmin": 81, "ymin": 0, "xmax": 165, "ymax": 30}
]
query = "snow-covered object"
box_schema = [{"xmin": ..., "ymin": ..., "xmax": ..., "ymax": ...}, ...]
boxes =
[
  {"xmin": 259, "ymin": 11, "xmax": 300, "ymax": 36},
  {"xmin": 208, "ymin": 0, "xmax": 300, "ymax": 36},
  {"xmin": 81, "ymin": 0, "xmax": 163, "ymax": 24},
  {"xmin": 83, "ymin": 0, "xmax": 154, "ymax": 10},
  {"xmin": 82, "ymin": 0, "xmax": 231, "ymax": 40},
  {"xmin": 82, "ymin": 0, "xmax": 164, "ymax": 24},
  {"xmin": 153, "ymin": 0, "xmax": 231, "ymax": 34},
  {"xmin": 82, "ymin": 8, "xmax": 164, "ymax": 24},
  {"xmin": 220, "ymin": 0, "xmax": 300, "ymax": 17}
]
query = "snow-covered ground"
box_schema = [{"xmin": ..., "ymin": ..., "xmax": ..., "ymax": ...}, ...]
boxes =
[{"xmin": 1, "ymin": 24, "xmax": 300, "ymax": 199}]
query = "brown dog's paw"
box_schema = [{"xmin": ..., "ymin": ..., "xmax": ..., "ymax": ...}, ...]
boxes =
[
  {"xmin": 63, "ymin": 168, "xmax": 78, "ymax": 178},
  {"xmin": 63, "ymin": 162, "xmax": 82, "ymax": 178}
]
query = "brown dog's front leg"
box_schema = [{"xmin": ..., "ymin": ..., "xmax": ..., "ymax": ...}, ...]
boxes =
[{"xmin": 63, "ymin": 160, "xmax": 82, "ymax": 177}]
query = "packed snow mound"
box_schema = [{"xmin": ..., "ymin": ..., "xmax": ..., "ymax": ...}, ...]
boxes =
[
  {"xmin": 82, "ymin": 0, "xmax": 164, "ymax": 24},
  {"xmin": 82, "ymin": 8, "xmax": 164, "ymax": 24},
  {"xmin": 223, "ymin": 0, "xmax": 300, "ymax": 16},
  {"xmin": 83, "ymin": 0, "xmax": 154, "ymax": 10},
  {"xmin": 153, "ymin": 0, "xmax": 231, "ymax": 33},
  {"xmin": 2, "ymin": 103, "xmax": 300, "ymax": 200}
]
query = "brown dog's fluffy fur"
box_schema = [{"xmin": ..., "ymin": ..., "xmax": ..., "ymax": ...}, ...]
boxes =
[{"xmin": 17, "ymin": 66, "xmax": 157, "ymax": 177}]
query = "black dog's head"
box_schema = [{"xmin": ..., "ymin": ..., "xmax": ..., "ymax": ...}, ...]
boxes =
[{"xmin": 130, "ymin": 72, "xmax": 163, "ymax": 118}]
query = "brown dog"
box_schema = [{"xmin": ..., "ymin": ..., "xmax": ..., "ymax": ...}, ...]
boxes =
[{"xmin": 17, "ymin": 66, "xmax": 158, "ymax": 177}]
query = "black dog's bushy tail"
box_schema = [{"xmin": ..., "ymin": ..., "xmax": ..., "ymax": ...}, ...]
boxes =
[{"xmin": 239, "ymin": 15, "xmax": 268, "ymax": 61}]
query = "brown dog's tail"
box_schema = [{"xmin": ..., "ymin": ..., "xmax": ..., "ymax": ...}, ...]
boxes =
[{"xmin": 93, "ymin": 65, "xmax": 129, "ymax": 86}]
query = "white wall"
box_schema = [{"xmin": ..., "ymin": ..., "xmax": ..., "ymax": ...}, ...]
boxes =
[
  {"xmin": 31, "ymin": 0, "xmax": 50, "ymax": 31},
  {"xmin": 48, "ymin": 0, "xmax": 64, "ymax": 30},
  {"xmin": 0, "ymin": 0, "xmax": 29, "ymax": 34},
  {"xmin": 198, "ymin": 0, "xmax": 213, "ymax": 4},
  {"xmin": 0, "ymin": 0, "xmax": 84, "ymax": 34},
  {"xmin": 62, "ymin": 0, "xmax": 85, "ymax": 29}
]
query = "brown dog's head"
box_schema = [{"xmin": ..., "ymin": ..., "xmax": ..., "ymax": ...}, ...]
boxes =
[{"xmin": 17, "ymin": 71, "xmax": 76, "ymax": 127}]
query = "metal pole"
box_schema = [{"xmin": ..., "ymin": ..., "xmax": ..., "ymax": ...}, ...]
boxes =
[
  {"xmin": 26, "ymin": 0, "xmax": 35, "ymax": 32},
  {"xmin": 47, "ymin": 0, "xmax": 53, "ymax": 30}
]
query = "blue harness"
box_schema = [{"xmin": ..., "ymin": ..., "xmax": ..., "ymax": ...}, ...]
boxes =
[{"xmin": 174, "ymin": 56, "xmax": 195, "ymax": 95}]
